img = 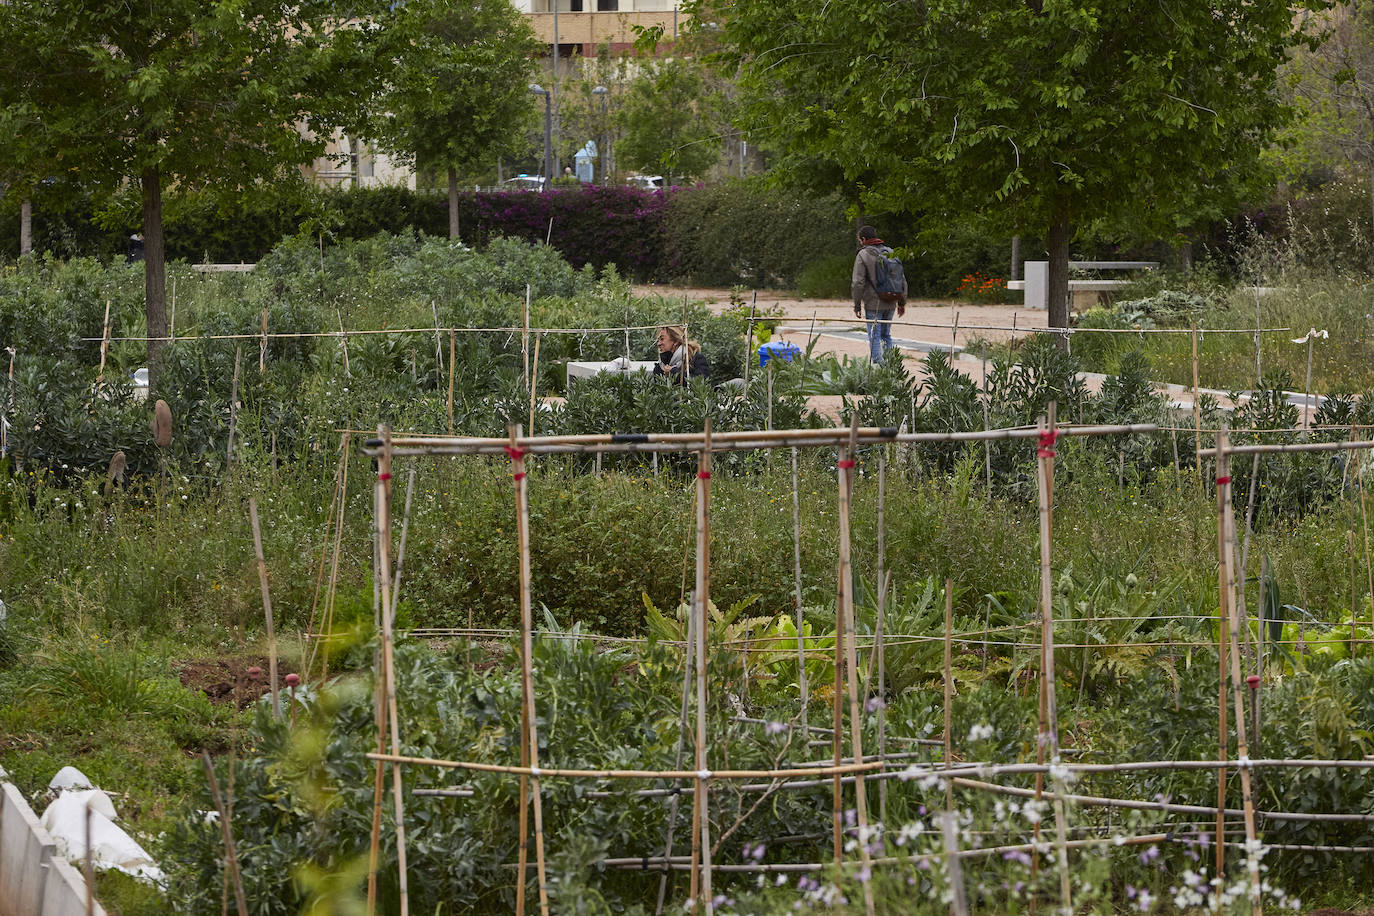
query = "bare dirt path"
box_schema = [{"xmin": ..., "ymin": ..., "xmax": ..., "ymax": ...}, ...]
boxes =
[{"xmin": 631, "ymin": 284, "xmax": 1051, "ymax": 387}]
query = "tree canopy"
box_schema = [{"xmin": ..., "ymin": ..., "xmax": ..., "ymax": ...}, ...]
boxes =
[
  {"xmin": 715, "ymin": 0, "xmax": 1330, "ymax": 330},
  {"xmin": 370, "ymin": 0, "xmax": 541, "ymax": 236},
  {"xmin": 0, "ymin": 0, "xmax": 390, "ymax": 384}
]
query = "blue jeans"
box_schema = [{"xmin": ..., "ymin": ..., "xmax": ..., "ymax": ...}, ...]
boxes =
[{"xmin": 864, "ymin": 307, "xmax": 895, "ymax": 362}]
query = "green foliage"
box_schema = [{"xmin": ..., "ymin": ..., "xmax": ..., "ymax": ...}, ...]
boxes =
[
  {"xmin": 718, "ymin": 0, "xmax": 1330, "ymax": 328},
  {"xmin": 660, "ymin": 178, "xmax": 852, "ymax": 287},
  {"xmin": 370, "ymin": 0, "xmax": 541, "ymax": 185},
  {"xmin": 614, "ymin": 58, "xmax": 721, "ymax": 179}
]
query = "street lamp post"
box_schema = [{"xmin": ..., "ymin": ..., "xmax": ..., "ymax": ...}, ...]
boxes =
[
  {"xmin": 529, "ymin": 84, "xmax": 552, "ymax": 190},
  {"xmin": 592, "ymin": 86, "xmax": 609, "ymax": 185}
]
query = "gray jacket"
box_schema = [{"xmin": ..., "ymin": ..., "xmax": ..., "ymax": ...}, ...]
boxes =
[{"xmin": 852, "ymin": 243, "xmax": 907, "ymax": 310}]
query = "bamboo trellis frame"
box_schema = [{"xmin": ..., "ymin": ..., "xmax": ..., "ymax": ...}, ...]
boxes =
[{"xmin": 352, "ymin": 419, "xmax": 1374, "ymax": 912}]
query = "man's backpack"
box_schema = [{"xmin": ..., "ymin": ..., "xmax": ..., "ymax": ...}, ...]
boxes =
[{"xmin": 871, "ymin": 247, "xmax": 905, "ymax": 302}]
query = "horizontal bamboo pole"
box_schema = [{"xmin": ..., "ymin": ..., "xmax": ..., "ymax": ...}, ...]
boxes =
[
  {"xmin": 892, "ymin": 757, "xmax": 1374, "ymax": 781},
  {"xmin": 368, "ymin": 751, "xmax": 1374, "ymax": 786},
  {"xmin": 87, "ymin": 323, "xmax": 666, "ymax": 343},
  {"xmin": 592, "ymin": 832, "xmax": 1172, "ymax": 874},
  {"xmin": 85, "ymin": 319, "xmax": 1294, "ymax": 346},
  {"xmin": 365, "ymin": 751, "xmax": 882, "ymax": 781},
  {"xmin": 362, "ymin": 423, "xmax": 1160, "ymax": 458},
  {"xmin": 952, "ymin": 777, "xmax": 1374, "ymax": 823},
  {"xmin": 1201, "ymin": 439, "xmax": 1374, "ymax": 459}
]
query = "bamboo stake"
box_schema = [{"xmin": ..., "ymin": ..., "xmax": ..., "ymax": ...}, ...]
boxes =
[
  {"xmin": 1035, "ymin": 405, "xmax": 1072, "ymax": 912},
  {"xmin": 942, "ymin": 811, "xmax": 971, "ymax": 916},
  {"xmin": 743, "ymin": 294, "xmax": 756, "ymax": 396},
  {"xmin": 876, "ymin": 450, "xmax": 889, "ymax": 824},
  {"xmin": 1193, "ymin": 326, "xmax": 1203, "ymax": 486},
  {"xmin": 366, "ymin": 475, "xmax": 385, "ymax": 916},
  {"xmin": 226, "ymin": 347, "xmax": 241, "ymax": 468},
  {"xmin": 1238, "ymin": 453, "xmax": 1260, "ymax": 671},
  {"xmin": 259, "ymin": 307, "xmax": 268, "ymax": 373},
  {"xmin": 791, "ymin": 448, "xmax": 808, "ymax": 713},
  {"xmin": 431, "ymin": 301, "xmax": 445, "ymax": 386},
  {"xmin": 389, "ymin": 469, "xmax": 417, "ymax": 612},
  {"xmin": 1218, "ymin": 429, "xmax": 1264, "ymax": 914},
  {"xmin": 523, "ymin": 284, "xmax": 531, "ymax": 389},
  {"xmin": 339, "ymin": 311, "xmax": 350, "ymax": 376},
  {"xmin": 1214, "ymin": 425, "xmax": 1230, "ymax": 899},
  {"xmin": 528, "ymin": 333, "xmax": 542, "ymax": 436},
  {"xmin": 247, "ymin": 497, "xmax": 280, "ymax": 719},
  {"xmin": 836, "ymin": 416, "xmax": 876, "ymax": 916},
  {"xmin": 447, "ymin": 330, "xmax": 455, "ymax": 434},
  {"xmin": 201, "ymin": 752, "xmax": 248, "ymax": 916},
  {"xmin": 375, "ymin": 428, "xmax": 411, "ymax": 916},
  {"xmin": 655, "ymin": 605, "xmax": 697, "ymax": 916},
  {"xmin": 831, "ymin": 575, "xmax": 844, "ymax": 864},
  {"xmin": 304, "ymin": 433, "xmax": 350, "ymax": 681},
  {"xmin": 691, "ymin": 420, "xmax": 715, "ymax": 914},
  {"xmin": 943, "ymin": 579, "xmax": 954, "ymax": 815},
  {"xmin": 509, "ymin": 426, "xmax": 551, "ymax": 916}
]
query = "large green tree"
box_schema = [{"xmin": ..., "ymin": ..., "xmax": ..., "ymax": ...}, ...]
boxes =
[
  {"xmin": 0, "ymin": 0, "xmax": 388, "ymax": 387},
  {"xmin": 717, "ymin": 0, "xmax": 1329, "ymax": 333},
  {"xmin": 615, "ymin": 58, "xmax": 723, "ymax": 180},
  {"xmin": 1279, "ymin": 3, "xmax": 1374, "ymax": 222},
  {"xmin": 370, "ymin": 0, "xmax": 541, "ymax": 238}
]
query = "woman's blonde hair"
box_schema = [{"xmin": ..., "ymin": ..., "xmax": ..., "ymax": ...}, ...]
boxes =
[{"xmin": 660, "ymin": 325, "xmax": 700, "ymax": 357}]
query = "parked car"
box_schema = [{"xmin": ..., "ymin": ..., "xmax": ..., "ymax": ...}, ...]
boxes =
[
  {"xmin": 501, "ymin": 175, "xmax": 546, "ymax": 191},
  {"xmin": 625, "ymin": 174, "xmax": 664, "ymax": 190}
]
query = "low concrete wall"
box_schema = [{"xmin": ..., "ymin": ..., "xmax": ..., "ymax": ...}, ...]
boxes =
[{"xmin": 0, "ymin": 783, "xmax": 106, "ymax": 916}]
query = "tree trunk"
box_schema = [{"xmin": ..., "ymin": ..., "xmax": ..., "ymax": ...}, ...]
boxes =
[
  {"xmin": 448, "ymin": 166, "xmax": 460, "ymax": 240},
  {"xmin": 1046, "ymin": 213, "xmax": 1070, "ymax": 351},
  {"xmin": 19, "ymin": 199, "xmax": 32, "ymax": 257},
  {"xmin": 142, "ymin": 166, "xmax": 168, "ymax": 391}
]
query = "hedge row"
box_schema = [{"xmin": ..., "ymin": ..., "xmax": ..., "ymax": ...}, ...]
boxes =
[{"xmin": 0, "ymin": 180, "xmax": 855, "ymax": 290}]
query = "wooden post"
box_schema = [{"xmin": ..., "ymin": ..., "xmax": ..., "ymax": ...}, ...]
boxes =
[
  {"xmin": 1217, "ymin": 428, "xmax": 1264, "ymax": 914},
  {"xmin": 836, "ymin": 417, "xmax": 877, "ymax": 916},
  {"xmin": 374, "ymin": 428, "xmax": 411, "ymax": 916},
  {"xmin": 247, "ymin": 497, "xmax": 280, "ymax": 719},
  {"xmin": 509, "ymin": 427, "xmax": 551, "ymax": 916},
  {"xmin": 690, "ymin": 421, "xmax": 715, "ymax": 914},
  {"xmin": 96, "ymin": 301, "xmax": 112, "ymax": 387}
]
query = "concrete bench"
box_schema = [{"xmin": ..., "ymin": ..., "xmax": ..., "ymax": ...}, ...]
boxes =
[{"xmin": 1007, "ymin": 260, "xmax": 1159, "ymax": 310}]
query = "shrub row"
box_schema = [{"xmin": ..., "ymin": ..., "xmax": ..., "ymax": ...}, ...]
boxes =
[{"xmin": 0, "ymin": 180, "xmax": 854, "ymax": 289}]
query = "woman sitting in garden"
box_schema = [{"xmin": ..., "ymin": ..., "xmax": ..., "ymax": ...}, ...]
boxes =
[{"xmin": 653, "ymin": 325, "xmax": 711, "ymax": 385}]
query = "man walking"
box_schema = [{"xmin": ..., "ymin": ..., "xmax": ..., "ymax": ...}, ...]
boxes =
[{"xmin": 852, "ymin": 226, "xmax": 907, "ymax": 363}]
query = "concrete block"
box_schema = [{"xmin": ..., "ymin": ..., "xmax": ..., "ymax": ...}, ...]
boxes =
[
  {"xmin": 41, "ymin": 856, "xmax": 107, "ymax": 916},
  {"xmin": 0, "ymin": 783, "xmax": 53, "ymax": 916},
  {"xmin": 1023, "ymin": 260, "xmax": 1048, "ymax": 310}
]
